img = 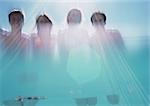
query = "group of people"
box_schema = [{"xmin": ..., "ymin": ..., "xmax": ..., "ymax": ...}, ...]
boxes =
[
  {"xmin": 0, "ymin": 8, "xmax": 128, "ymax": 105},
  {"xmin": 0, "ymin": 8, "xmax": 125, "ymax": 58}
]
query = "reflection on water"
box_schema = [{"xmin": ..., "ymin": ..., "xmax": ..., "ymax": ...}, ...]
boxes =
[{"xmin": 0, "ymin": 33, "xmax": 148, "ymax": 106}]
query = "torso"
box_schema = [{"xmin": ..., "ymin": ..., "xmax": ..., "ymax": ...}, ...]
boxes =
[
  {"xmin": 2, "ymin": 32, "xmax": 30, "ymax": 56},
  {"xmin": 31, "ymin": 33, "xmax": 56, "ymax": 57}
]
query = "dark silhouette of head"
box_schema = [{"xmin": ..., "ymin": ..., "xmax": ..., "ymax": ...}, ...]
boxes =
[
  {"xmin": 67, "ymin": 9, "xmax": 82, "ymax": 25},
  {"xmin": 36, "ymin": 14, "xmax": 53, "ymax": 31},
  {"xmin": 91, "ymin": 11, "xmax": 106, "ymax": 27},
  {"xmin": 8, "ymin": 10, "xmax": 24, "ymax": 30}
]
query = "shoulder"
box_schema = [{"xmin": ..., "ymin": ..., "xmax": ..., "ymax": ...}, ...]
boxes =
[
  {"xmin": 22, "ymin": 32, "xmax": 30, "ymax": 39},
  {"xmin": 30, "ymin": 33, "xmax": 37, "ymax": 37},
  {"xmin": 107, "ymin": 29, "xmax": 120, "ymax": 34},
  {"xmin": 30, "ymin": 33, "xmax": 38, "ymax": 40},
  {"xmin": 107, "ymin": 29, "xmax": 125, "ymax": 48},
  {"xmin": 20, "ymin": 32, "xmax": 30, "ymax": 43},
  {"xmin": 106, "ymin": 29, "xmax": 121, "ymax": 37},
  {"xmin": 106, "ymin": 29, "xmax": 123, "ymax": 41},
  {"xmin": 0, "ymin": 28, "xmax": 8, "ymax": 37}
]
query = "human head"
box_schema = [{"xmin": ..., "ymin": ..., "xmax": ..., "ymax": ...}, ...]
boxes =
[
  {"xmin": 67, "ymin": 9, "xmax": 82, "ymax": 25},
  {"xmin": 8, "ymin": 10, "xmax": 24, "ymax": 30},
  {"xmin": 36, "ymin": 14, "xmax": 53, "ymax": 32},
  {"xmin": 91, "ymin": 11, "xmax": 106, "ymax": 27}
]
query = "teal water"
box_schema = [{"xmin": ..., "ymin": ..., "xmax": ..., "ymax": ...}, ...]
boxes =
[{"xmin": 0, "ymin": 36, "xmax": 149, "ymax": 106}]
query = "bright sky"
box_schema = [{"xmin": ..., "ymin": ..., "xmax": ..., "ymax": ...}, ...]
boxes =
[{"xmin": 0, "ymin": 0, "xmax": 149, "ymax": 38}]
